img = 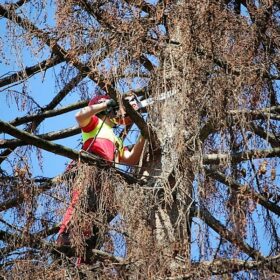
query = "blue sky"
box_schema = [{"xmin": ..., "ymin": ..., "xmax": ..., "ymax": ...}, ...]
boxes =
[
  {"xmin": 1, "ymin": 0, "xmax": 279, "ymax": 268},
  {"xmin": 0, "ymin": 4, "xmax": 83, "ymax": 177}
]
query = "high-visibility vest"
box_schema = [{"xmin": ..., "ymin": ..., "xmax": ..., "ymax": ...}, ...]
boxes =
[{"xmin": 81, "ymin": 119, "xmax": 124, "ymax": 157}]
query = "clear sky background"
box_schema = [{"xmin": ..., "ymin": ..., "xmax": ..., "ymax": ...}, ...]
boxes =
[{"xmin": 0, "ymin": 0, "xmax": 83, "ymax": 178}]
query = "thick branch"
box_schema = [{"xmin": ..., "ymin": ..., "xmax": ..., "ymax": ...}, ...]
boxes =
[
  {"xmin": 33, "ymin": 225, "xmax": 60, "ymax": 240},
  {"xmin": 122, "ymin": 98, "xmax": 151, "ymax": 139},
  {"xmin": 0, "ymin": 119, "xmax": 139, "ymax": 182},
  {"xmin": 139, "ymin": 54, "xmax": 155, "ymax": 72},
  {"xmin": 199, "ymin": 106, "xmax": 280, "ymax": 142},
  {"xmin": 9, "ymin": 101, "xmax": 87, "ymax": 127},
  {"xmin": 231, "ymin": 106, "xmax": 280, "ymax": 120},
  {"xmin": 0, "ymin": 118, "xmax": 106, "ymax": 163},
  {"xmin": 0, "ymin": 73, "xmax": 85, "ymax": 163},
  {"xmin": 168, "ymin": 254, "xmax": 280, "ymax": 279},
  {"xmin": 251, "ymin": 123, "xmax": 280, "ymax": 148},
  {"xmin": 0, "ymin": 4, "xmax": 155, "ymax": 146},
  {"xmin": 91, "ymin": 249, "xmax": 123, "ymax": 263},
  {"xmin": 0, "ymin": 125, "xmax": 80, "ymax": 149},
  {"xmin": 202, "ymin": 147, "xmax": 280, "ymax": 165}
]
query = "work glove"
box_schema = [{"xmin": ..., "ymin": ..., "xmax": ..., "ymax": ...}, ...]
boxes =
[
  {"xmin": 106, "ymin": 99, "xmax": 119, "ymax": 109},
  {"xmin": 106, "ymin": 99, "xmax": 119, "ymax": 115}
]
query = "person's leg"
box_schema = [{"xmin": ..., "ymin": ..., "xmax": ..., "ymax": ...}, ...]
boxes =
[{"xmin": 57, "ymin": 189, "xmax": 80, "ymax": 246}]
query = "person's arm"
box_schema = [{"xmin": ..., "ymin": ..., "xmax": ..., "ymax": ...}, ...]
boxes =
[
  {"xmin": 120, "ymin": 135, "xmax": 146, "ymax": 166},
  {"xmin": 75, "ymin": 99, "xmax": 116, "ymax": 128}
]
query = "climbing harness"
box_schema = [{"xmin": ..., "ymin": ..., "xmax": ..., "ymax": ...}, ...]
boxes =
[{"xmin": 82, "ymin": 114, "xmax": 124, "ymax": 164}]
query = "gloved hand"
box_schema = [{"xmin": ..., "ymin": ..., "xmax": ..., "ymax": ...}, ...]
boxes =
[
  {"xmin": 105, "ymin": 99, "xmax": 119, "ymax": 116},
  {"xmin": 106, "ymin": 99, "xmax": 119, "ymax": 109}
]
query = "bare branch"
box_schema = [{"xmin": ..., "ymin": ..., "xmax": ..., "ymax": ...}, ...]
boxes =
[
  {"xmin": 0, "ymin": 4, "xmax": 155, "ymax": 144},
  {"xmin": 0, "ymin": 126, "xmax": 80, "ymax": 149},
  {"xmin": 251, "ymin": 123, "xmax": 280, "ymax": 148},
  {"xmin": 9, "ymin": 101, "xmax": 87, "ymax": 127},
  {"xmin": 0, "ymin": 118, "xmax": 104, "ymax": 163},
  {"xmin": 91, "ymin": 249, "xmax": 123, "ymax": 263},
  {"xmin": 191, "ymin": 204, "xmax": 263, "ymax": 260},
  {"xmin": 168, "ymin": 254, "xmax": 280, "ymax": 279},
  {"xmin": 0, "ymin": 73, "xmax": 85, "ymax": 163},
  {"xmin": 205, "ymin": 169, "xmax": 280, "ymax": 217},
  {"xmin": 5, "ymin": 0, "xmax": 31, "ymax": 10},
  {"xmin": 230, "ymin": 106, "xmax": 280, "ymax": 121},
  {"xmin": 202, "ymin": 147, "xmax": 280, "ymax": 165},
  {"xmin": 0, "ymin": 55, "xmax": 63, "ymax": 89}
]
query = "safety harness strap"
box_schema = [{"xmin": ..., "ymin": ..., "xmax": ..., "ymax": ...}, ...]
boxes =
[{"xmin": 82, "ymin": 119, "xmax": 124, "ymax": 155}]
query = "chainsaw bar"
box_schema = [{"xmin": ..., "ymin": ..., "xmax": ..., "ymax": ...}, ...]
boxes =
[{"xmin": 129, "ymin": 90, "xmax": 178, "ymax": 110}]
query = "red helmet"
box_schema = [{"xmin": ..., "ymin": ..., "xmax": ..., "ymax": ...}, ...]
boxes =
[{"xmin": 88, "ymin": 95, "xmax": 110, "ymax": 106}]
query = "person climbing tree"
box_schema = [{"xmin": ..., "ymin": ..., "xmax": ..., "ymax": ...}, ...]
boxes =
[
  {"xmin": 56, "ymin": 90, "xmax": 146, "ymax": 263},
  {"xmin": 75, "ymin": 94, "xmax": 146, "ymax": 165}
]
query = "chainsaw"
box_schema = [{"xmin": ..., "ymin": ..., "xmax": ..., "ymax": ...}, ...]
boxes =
[
  {"xmin": 108, "ymin": 89, "xmax": 178, "ymax": 125},
  {"xmin": 127, "ymin": 89, "xmax": 178, "ymax": 111}
]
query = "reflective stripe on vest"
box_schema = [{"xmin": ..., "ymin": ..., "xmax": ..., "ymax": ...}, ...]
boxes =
[{"xmin": 82, "ymin": 119, "xmax": 124, "ymax": 155}]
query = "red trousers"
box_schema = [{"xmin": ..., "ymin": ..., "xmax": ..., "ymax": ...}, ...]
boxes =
[{"xmin": 58, "ymin": 189, "xmax": 80, "ymax": 235}]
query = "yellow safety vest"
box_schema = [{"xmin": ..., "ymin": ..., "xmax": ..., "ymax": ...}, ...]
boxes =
[{"xmin": 81, "ymin": 118, "xmax": 124, "ymax": 157}]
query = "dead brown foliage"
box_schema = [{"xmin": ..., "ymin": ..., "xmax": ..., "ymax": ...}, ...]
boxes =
[{"xmin": 0, "ymin": 0, "xmax": 280, "ymax": 279}]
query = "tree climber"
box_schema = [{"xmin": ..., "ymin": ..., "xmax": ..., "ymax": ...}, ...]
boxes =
[
  {"xmin": 75, "ymin": 94, "xmax": 145, "ymax": 165},
  {"xmin": 57, "ymin": 91, "xmax": 146, "ymax": 260}
]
